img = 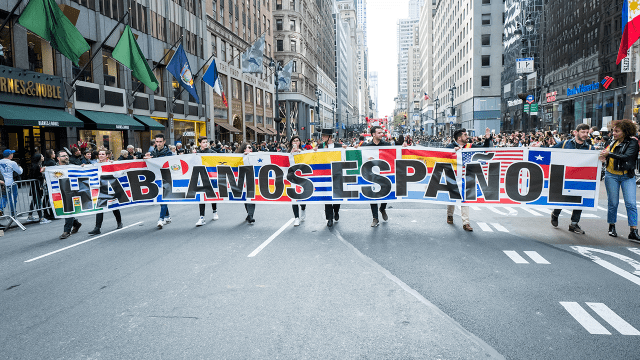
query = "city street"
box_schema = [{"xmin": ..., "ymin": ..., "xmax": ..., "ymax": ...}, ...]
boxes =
[{"xmin": 1, "ymin": 185, "xmax": 639, "ymax": 359}]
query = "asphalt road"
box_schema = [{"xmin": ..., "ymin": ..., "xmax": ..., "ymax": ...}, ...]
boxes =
[{"xmin": 1, "ymin": 184, "xmax": 639, "ymax": 359}]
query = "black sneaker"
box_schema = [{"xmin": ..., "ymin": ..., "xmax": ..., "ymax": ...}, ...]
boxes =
[
  {"xmin": 569, "ymin": 223, "xmax": 585, "ymax": 234},
  {"xmin": 71, "ymin": 222, "xmax": 82, "ymax": 234},
  {"xmin": 334, "ymin": 212, "xmax": 339, "ymax": 222},
  {"xmin": 116, "ymin": 222, "xmax": 123, "ymax": 229},
  {"xmin": 88, "ymin": 228, "xmax": 101, "ymax": 236},
  {"xmin": 551, "ymin": 215, "xmax": 558, "ymax": 227},
  {"xmin": 629, "ymin": 229, "xmax": 640, "ymax": 243},
  {"xmin": 380, "ymin": 209, "xmax": 388, "ymax": 221},
  {"xmin": 327, "ymin": 219, "xmax": 333, "ymax": 227}
]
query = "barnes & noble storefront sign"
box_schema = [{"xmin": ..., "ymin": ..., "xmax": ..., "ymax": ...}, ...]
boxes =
[{"xmin": 0, "ymin": 65, "xmax": 65, "ymax": 108}]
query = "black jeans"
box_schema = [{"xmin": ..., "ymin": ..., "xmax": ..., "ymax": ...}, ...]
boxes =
[
  {"xmin": 292, "ymin": 204, "xmax": 306, "ymax": 218},
  {"xmin": 324, "ymin": 204, "xmax": 340, "ymax": 220},
  {"xmin": 28, "ymin": 185, "xmax": 43, "ymax": 219},
  {"xmin": 95, "ymin": 210, "xmax": 122, "ymax": 229},
  {"xmin": 63, "ymin": 217, "xmax": 80, "ymax": 233},
  {"xmin": 552, "ymin": 209, "xmax": 582, "ymax": 223},
  {"xmin": 244, "ymin": 204, "xmax": 255, "ymax": 217},
  {"xmin": 370, "ymin": 203, "xmax": 387, "ymax": 220},
  {"xmin": 199, "ymin": 203, "xmax": 217, "ymax": 216}
]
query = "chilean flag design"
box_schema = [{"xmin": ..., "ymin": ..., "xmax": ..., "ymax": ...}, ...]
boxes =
[{"xmin": 617, "ymin": 0, "xmax": 640, "ymax": 64}]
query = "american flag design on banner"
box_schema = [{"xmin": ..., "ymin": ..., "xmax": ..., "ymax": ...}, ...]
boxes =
[{"xmin": 461, "ymin": 148, "xmax": 525, "ymax": 204}]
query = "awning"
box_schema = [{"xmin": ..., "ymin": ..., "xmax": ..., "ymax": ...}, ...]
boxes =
[
  {"xmin": 265, "ymin": 127, "xmax": 277, "ymax": 135},
  {"xmin": 76, "ymin": 109, "xmax": 145, "ymax": 130},
  {"xmin": 133, "ymin": 115, "xmax": 165, "ymax": 130},
  {"xmin": 257, "ymin": 126, "xmax": 269, "ymax": 135},
  {"xmin": 214, "ymin": 120, "xmax": 241, "ymax": 133},
  {"xmin": 246, "ymin": 124, "xmax": 266, "ymax": 134},
  {"xmin": 0, "ymin": 104, "xmax": 84, "ymax": 128}
]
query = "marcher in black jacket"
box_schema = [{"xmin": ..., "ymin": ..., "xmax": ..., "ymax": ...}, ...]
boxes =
[
  {"xmin": 69, "ymin": 147, "xmax": 84, "ymax": 165},
  {"xmin": 315, "ymin": 128, "xmax": 347, "ymax": 227},
  {"xmin": 362, "ymin": 126, "xmax": 393, "ymax": 227},
  {"xmin": 194, "ymin": 137, "xmax": 219, "ymax": 226},
  {"xmin": 27, "ymin": 153, "xmax": 51, "ymax": 223},
  {"xmin": 599, "ymin": 119, "xmax": 640, "ymax": 241},
  {"xmin": 145, "ymin": 134, "xmax": 173, "ymax": 229}
]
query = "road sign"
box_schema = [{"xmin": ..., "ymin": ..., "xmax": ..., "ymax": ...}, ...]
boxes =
[
  {"xmin": 530, "ymin": 104, "xmax": 538, "ymax": 112},
  {"xmin": 516, "ymin": 58, "xmax": 534, "ymax": 74},
  {"xmin": 526, "ymin": 95, "xmax": 534, "ymax": 104},
  {"xmin": 523, "ymin": 104, "xmax": 530, "ymax": 113}
]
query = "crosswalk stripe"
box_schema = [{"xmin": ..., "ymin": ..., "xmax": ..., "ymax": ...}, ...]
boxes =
[
  {"xmin": 586, "ymin": 303, "xmax": 640, "ymax": 336},
  {"xmin": 597, "ymin": 206, "xmax": 608, "ymax": 212},
  {"xmin": 505, "ymin": 207, "xmax": 518, "ymax": 216},
  {"xmin": 491, "ymin": 223, "xmax": 509, "ymax": 232},
  {"xmin": 470, "ymin": 206, "xmax": 482, "ymax": 211},
  {"xmin": 503, "ymin": 251, "xmax": 528, "ymax": 264},
  {"xmin": 580, "ymin": 213, "xmax": 600, "ymax": 218},
  {"xmin": 523, "ymin": 251, "xmax": 550, "ymax": 264},
  {"xmin": 488, "ymin": 207, "xmax": 508, "ymax": 215},
  {"xmin": 536, "ymin": 208, "xmax": 552, "ymax": 214},
  {"xmin": 476, "ymin": 222, "xmax": 493, "ymax": 232},
  {"xmin": 520, "ymin": 207, "xmax": 543, "ymax": 216},
  {"xmin": 560, "ymin": 302, "xmax": 611, "ymax": 335}
]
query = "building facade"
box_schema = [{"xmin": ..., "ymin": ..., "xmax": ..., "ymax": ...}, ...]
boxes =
[
  {"xmin": 432, "ymin": 0, "xmax": 502, "ymax": 136},
  {"xmin": 419, "ymin": 0, "xmax": 435, "ymax": 135}
]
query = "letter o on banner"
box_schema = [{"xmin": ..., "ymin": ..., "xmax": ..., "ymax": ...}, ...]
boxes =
[{"xmin": 504, "ymin": 162, "xmax": 544, "ymax": 202}]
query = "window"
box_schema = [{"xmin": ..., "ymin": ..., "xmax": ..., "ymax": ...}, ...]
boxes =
[
  {"xmin": 153, "ymin": 66, "xmax": 164, "ymax": 95},
  {"xmin": 481, "ymin": 55, "xmax": 490, "ymax": 66},
  {"xmin": 482, "ymin": 0, "xmax": 490, "ymax": 4},
  {"xmin": 0, "ymin": 21, "xmax": 13, "ymax": 67},
  {"xmin": 73, "ymin": 51, "xmax": 92, "ymax": 82},
  {"xmin": 71, "ymin": 0, "xmax": 96, "ymax": 10},
  {"xmin": 290, "ymin": 0, "xmax": 295, "ymax": 10},
  {"xmin": 481, "ymin": 14, "xmax": 491, "ymax": 25},
  {"xmin": 481, "ymin": 34, "xmax": 490, "ymax": 46},
  {"xmin": 481, "ymin": 76, "xmax": 490, "ymax": 87},
  {"xmin": 291, "ymin": 80, "xmax": 297, "ymax": 92},
  {"xmin": 268, "ymin": 19, "xmax": 270, "ymax": 35},
  {"xmin": 221, "ymin": 40, "xmax": 227, "ymax": 61},
  {"xmin": 276, "ymin": 18, "xmax": 283, "ymax": 30},
  {"xmin": 276, "ymin": 0, "xmax": 282, "ymax": 10},
  {"xmin": 292, "ymin": 60, "xmax": 297, "ymax": 72},
  {"xmin": 100, "ymin": 0, "xmax": 125, "ymax": 21},
  {"xmin": 290, "ymin": 19, "xmax": 296, "ymax": 31},
  {"xmin": 102, "ymin": 49, "xmax": 122, "ymax": 88},
  {"xmin": 232, "ymin": 78, "xmax": 241, "ymax": 99},
  {"xmin": 290, "ymin": 40, "xmax": 296, "ymax": 52},
  {"xmin": 277, "ymin": 40, "xmax": 283, "ymax": 51}
]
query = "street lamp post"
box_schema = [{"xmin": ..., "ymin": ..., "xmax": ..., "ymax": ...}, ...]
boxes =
[
  {"xmin": 269, "ymin": 60, "xmax": 282, "ymax": 143},
  {"xmin": 449, "ymin": 85, "xmax": 457, "ymax": 138},
  {"xmin": 434, "ymin": 98, "xmax": 440, "ymax": 137},
  {"xmin": 315, "ymin": 87, "xmax": 322, "ymax": 138}
]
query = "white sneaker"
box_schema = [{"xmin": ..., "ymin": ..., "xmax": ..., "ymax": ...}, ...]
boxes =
[
  {"xmin": 157, "ymin": 220, "xmax": 164, "ymax": 229},
  {"xmin": 27, "ymin": 216, "xmax": 37, "ymax": 222},
  {"xmin": 196, "ymin": 217, "xmax": 206, "ymax": 227},
  {"xmin": 164, "ymin": 216, "xmax": 172, "ymax": 224},
  {"xmin": 294, "ymin": 218, "xmax": 300, "ymax": 226},
  {"xmin": 212, "ymin": 212, "xmax": 219, "ymax": 221},
  {"xmin": 39, "ymin": 218, "xmax": 51, "ymax": 224},
  {"xmin": 300, "ymin": 210, "xmax": 306, "ymax": 221}
]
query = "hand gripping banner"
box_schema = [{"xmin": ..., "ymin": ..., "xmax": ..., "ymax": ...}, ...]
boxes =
[{"xmin": 44, "ymin": 147, "xmax": 601, "ymax": 218}]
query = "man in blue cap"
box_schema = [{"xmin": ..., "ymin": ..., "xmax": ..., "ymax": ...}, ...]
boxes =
[{"xmin": 0, "ymin": 149, "xmax": 23, "ymax": 216}]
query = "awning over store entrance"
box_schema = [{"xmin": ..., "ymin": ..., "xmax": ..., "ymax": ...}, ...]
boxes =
[
  {"xmin": 215, "ymin": 120, "xmax": 241, "ymax": 133},
  {"xmin": 76, "ymin": 109, "xmax": 145, "ymax": 130},
  {"xmin": 0, "ymin": 104, "xmax": 84, "ymax": 127},
  {"xmin": 246, "ymin": 124, "xmax": 267, "ymax": 134},
  {"xmin": 257, "ymin": 126, "xmax": 272, "ymax": 135},
  {"xmin": 133, "ymin": 115, "xmax": 165, "ymax": 130}
]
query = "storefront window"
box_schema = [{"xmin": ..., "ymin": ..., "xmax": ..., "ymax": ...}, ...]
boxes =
[
  {"xmin": 102, "ymin": 49, "xmax": 121, "ymax": 87},
  {"xmin": 27, "ymin": 32, "xmax": 57, "ymax": 75},
  {"xmin": 173, "ymin": 119, "xmax": 205, "ymax": 147},
  {"xmin": 0, "ymin": 21, "xmax": 13, "ymax": 67},
  {"xmin": 561, "ymin": 100, "xmax": 575, "ymax": 133},
  {"xmin": 79, "ymin": 130, "xmax": 124, "ymax": 158},
  {"xmin": 615, "ymin": 89, "xmax": 626, "ymax": 121},
  {"xmin": 232, "ymin": 78, "xmax": 240, "ymax": 99},
  {"xmin": 603, "ymin": 90, "xmax": 615, "ymax": 120},
  {"xmin": 172, "ymin": 80, "xmax": 181, "ymax": 99},
  {"xmin": 584, "ymin": 95, "xmax": 594, "ymax": 127},
  {"xmin": 574, "ymin": 97, "xmax": 583, "ymax": 126},
  {"xmin": 73, "ymin": 50, "xmax": 93, "ymax": 83},
  {"xmin": 594, "ymin": 92, "xmax": 603, "ymax": 129},
  {"xmin": 266, "ymin": 92, "xmax": 272, "ymax": 108},
  {"xmin": 244, "ymin": 83, "xmax": 253, "ymax": 103},
  {"xmin": 256, "ymin": 88, "xmax": 263, "ymax": 106}
]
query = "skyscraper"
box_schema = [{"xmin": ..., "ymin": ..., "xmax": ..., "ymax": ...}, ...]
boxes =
[{"xmin": 408, "ymin": 0, "xmax": 424, "ymax": 20}]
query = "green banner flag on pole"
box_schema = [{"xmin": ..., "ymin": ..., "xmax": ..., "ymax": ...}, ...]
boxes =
[
  {"xmin": 18, "ymin": 0, "xmax": 90, "ymax": 66},
  {"xmin": 112, "ymin": 25, "xmax": 158, "ymax": 91}
]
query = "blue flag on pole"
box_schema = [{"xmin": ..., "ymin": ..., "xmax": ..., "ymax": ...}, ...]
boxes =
[{"xmin": 167, "ymin": 44, "xmax": 199, "ymax": 103}]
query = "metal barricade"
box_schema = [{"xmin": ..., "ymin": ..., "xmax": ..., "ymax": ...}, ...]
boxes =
[{"xmin": 0, "ymin": 179, "xmax": 52, "ymax": 231}]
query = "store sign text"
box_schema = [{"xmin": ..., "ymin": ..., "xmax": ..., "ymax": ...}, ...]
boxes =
[
  {"xmin": 0, "ymin": 77, "xmax": 62, "ymax": 99},
  {"xmin": 507, "ymin": 99, "xmax": 523, "ymax": 107},
  {"xmin": 38, "ymin": 121, "xmax": 60, "ymax": 127},
  {"xmin": 546, "ymin": 91, "xmax": 557, "ymax": 102},
  {"xmin": 115, "ymin": 125, "xmax": 130, "ymax": 130},
  {"xmin": 567, "ymin": 81, "xmax": 599, "ymax": 96}
]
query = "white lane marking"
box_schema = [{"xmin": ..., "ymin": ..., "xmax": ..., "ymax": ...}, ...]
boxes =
[
  {"xmin": 331, "ymin": 229, "xmax": 504, "ymax": 358},
  {"xmin": 561, "ymin": 210, "xmax": 572, "ymax": 215},
  {"xmin": 580, "ymin": 213, "xmax": 600, "ymax": 218},
  {"xmin": 491, "ymin": 223, "xmax": 509, "ymax": 232},
  {"xmin": 503, "ymin": 251, "xmax": 529, "ymax": 264},
  {"xmin": 559, "ymin": 302, "xmax": 611, "ymax": 335},
  {"xmin": 25, "ymin": 222, "xmax": 144, "ymax": 263},
  {"xmin": 536, "ymin": 208, "xmax": 552, "ymax": 214},
  {"xmin": 627, "ymin": 247, "xmax": 640, "ymax": 257},
  {"xmin": 470, "ymin": 206, "xmax": 482, "ymax": 211},
  {"xmin": 524, "ymin": 251, "xmax": 550, "ymax": 264},
  {"xmin": 248, "ymin": 218, "xmax": 295, "ymax": 257},
  {"xmin": 597, "ymin": 205, "xmax": 627, "ymax": 218},
  {"xmin": 506, "ymin": 207, "xmax": 518, "ymax": 216},
  {"xmin": 488, "ymin": 207, "xmax": 508, "ymax": 215},
  {"xmin": 520, "ymin": 207, "xmax": 543, "ymax": 216},
  {"xmin": 586, "ymin": 303, "xmax": 640, "ymax": 336},
  {"xmin": 476, "ymin": 222, "xmax": 493, "ymax": 232},
  {"xmin": 572, "ymin": 246, "xmax": 640, "ymax": 284},
  {"xmin": 592, "ymin": 259, "xmax": 640, "ymax": 287}
]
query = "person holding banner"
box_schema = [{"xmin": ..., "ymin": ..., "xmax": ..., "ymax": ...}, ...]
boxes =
[
  {"xmin": 598, "ymin": 120, "xmax": 640, "ymax": 241},
  {"xmin": 550, "ymin": 124, "xmax": 593, "ymax": 235},
  {"xmin": 237, "ymin": 143, "xmax": 256, "ymax": 224},
  {"xmin": 446, "ymin": 127, "xmax": 493, "ymax": 232},
  {"xmin": 88, "ymin": 149, "xmax": 123, "ymax": 235},
  {"xmin": 363, "ymin": 126, "xmax": 392, "ymax": 227},
  {"xmin": 195, "ymin": 137, "xmax": 219, "ymax": 226},
  {"xmin": 289, "ymin": 135, "xmax": 307, "ymax": 226},
  {"xmin": 144, "ymin": 134, "xmax": 173, "ymax": 229},
  {"xmin": 57, "ymin": 150, "xmax": 82, "ymax": 239},
  {"xmin": 315, "ymin": 128, "xmax": 347, "ymax": 227}
]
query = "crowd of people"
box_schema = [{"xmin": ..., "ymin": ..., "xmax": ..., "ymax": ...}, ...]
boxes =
[{"xmin": 1, "ymin": 121, "xmax": 639, "ymax": 244}]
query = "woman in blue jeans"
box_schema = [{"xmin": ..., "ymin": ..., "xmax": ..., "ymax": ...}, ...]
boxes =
[{"xmin": 599, "ymin": 119, "xmax": 640, "ymax": 242}]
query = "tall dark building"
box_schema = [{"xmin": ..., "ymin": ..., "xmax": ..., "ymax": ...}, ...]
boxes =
[{"xmin": 540, "ymin": 0, "xmax": 628, "ymax": 133}]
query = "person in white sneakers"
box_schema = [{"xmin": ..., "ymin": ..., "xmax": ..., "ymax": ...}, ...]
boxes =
[
  {"xmin": 144, "ymin": 134, "xmax": 173, "ymax": 229},
  {"xmin": 288, "ymin": 135, "xmax": 306, "ymax": 226},
  {"xmin": 194, "ymin": 137, "xmax": 220, "ymax": 226}
]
